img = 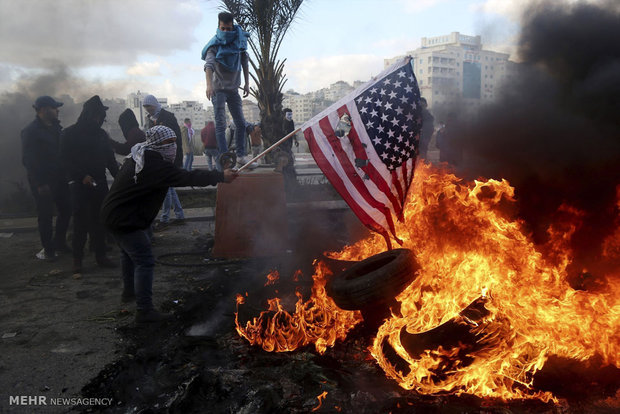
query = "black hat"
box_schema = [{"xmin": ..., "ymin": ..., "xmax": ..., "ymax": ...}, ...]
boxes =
[{"xmin": 33, "ymin": 96, "xmax": 63, "ymax": 110}]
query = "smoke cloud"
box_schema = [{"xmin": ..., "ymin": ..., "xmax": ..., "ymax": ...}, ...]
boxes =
[
  {"xmin": 451, "ymin": 0, "xmax": 620, "ymax": 277},
  {"xmin": 0, "ymin": 0, "xmax": 201, "ymax": 68}
]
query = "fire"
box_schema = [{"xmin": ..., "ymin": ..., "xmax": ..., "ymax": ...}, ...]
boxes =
[
  {"xmin": 337, "ymin": 162, "xmax": 620, "ymax": 400},
  {"xmin": 235, "ymin": 261, "xmax": 363, "ymax": 353},
  {"xmin": 264, "ymin": 269, "xmax": 280, "ymax": 286},
  {"xmin": 312, "ymin": 391, "xmax": 328, "ymax": 411},
  {"xmin": 235, "ymin": 162, "xmax": 619, "ymax": 401}
]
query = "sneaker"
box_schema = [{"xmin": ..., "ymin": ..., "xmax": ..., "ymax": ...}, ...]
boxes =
[
  {"xmin": 36, "ymin": 248, "xmax": 57, "ymax": 261},
  {"xmin": 135, "ymin": 309, "xmax": 171, "ymax": 324},
  {"xmin": 96, "ymin": 256, "xmax": 118, "ymax": 268},
  {"xmin": 153, "ymin": 221, "xmax": 169, "ymax": 232}
]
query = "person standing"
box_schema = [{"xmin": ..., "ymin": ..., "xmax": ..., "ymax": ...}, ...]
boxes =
[
  {"xmin": 417, "ymin": 97, "xmax": 435, "ymax": 159},
  {"xmin": 21, "ymin": 96, "xmax": 72, "ymax": 260},
  {"xmin": 278, "ymin": 108, "xmax": 298, "ymax": 191},
  {"xmin": 60, "ymin": 95, "xmax": 118, "ymax": 274},
  {"xmin": 247, "ymin": 123, "xmax": 263, "ymax": 163},
  {"xmin": 281, "ymin": 108, "xmax": 299, "ymax": 156},
  {"xmin": 101, "ymin": 125, "xmax": 238, "ymax": 323},
  {"xmin": 202, "ymin": 11, "xmax": 253, "ymax": 169},
  {"xmin": 181, "ymin": 118, "xmax": 195, "ymax": 171},
  {"xmin": 110, "ymin": 109, "xmax": 146, "ymax": 156},
  {"xmin": 201, "ymin": 120, "xmax": 219, "ymax": 171},
  {"xmin": 436, "ymin": 113, "xmax": 462, "ymax": 167},
  {"xmin": 142, "ymin": 94, "xmax": 185, "ymax": 228}
]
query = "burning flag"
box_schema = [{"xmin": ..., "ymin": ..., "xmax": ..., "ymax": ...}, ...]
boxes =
[{"xmin": 301, "ymin": 57, "xmax": 422, "ymax": 249}]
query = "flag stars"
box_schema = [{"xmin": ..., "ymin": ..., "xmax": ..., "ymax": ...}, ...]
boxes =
[{"xmin": 353, "ymin": 63, "xmax": 421, "ymax": 171}]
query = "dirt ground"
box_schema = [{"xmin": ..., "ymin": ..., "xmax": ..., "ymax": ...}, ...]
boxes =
[
  {"xmin": 0, "ymin": 221, "xmax": 224, "ymax": 413},
  {"xmin": 1, "ymin": 211, "xmax": 619, "ymax": 413}
]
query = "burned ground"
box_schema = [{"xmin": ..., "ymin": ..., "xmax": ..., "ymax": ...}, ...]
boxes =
[{"xmin": 0, "ymin": 207, "xmax": 618, "ymax": 413}]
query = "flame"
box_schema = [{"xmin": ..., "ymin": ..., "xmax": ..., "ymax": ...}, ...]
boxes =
[
  {"xmin": 234, "ymin": 162, "xmax": 619, "ymax": 401},
  {"xmin": 335, "ymin": 162, "xmax": 620, "ymax": 400},
  {"xmin": 312, "ymin": 391, "xmax": 328, "ymax": 411},
  {"xmin": 235, "ymin": 262, "xmax": 363, "ymax": 353},
  {"xmin": 264, "ymin": 270, "xmax": 280, "ymax": 286}
]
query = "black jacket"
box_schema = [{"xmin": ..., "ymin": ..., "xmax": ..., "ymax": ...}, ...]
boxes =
[
  {"xmin": 60, "ymin": 98, "xmax": 118, "ymax": 184},
  {"xmin": 101, "ymin": 151, "xmax": 224, "ymax": 233},
  {"xmin": 147, "ymin": 109, "xmax": 183, "ymax": 168},
  {"xmin": 21, "ymin": 117, "xmax": 64, "ymax": 187}
]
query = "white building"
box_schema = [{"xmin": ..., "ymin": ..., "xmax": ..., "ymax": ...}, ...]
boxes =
[
  {"xmin": 242, "ymin": 99, "xmax": 260, "ymax": 124},
  {"xmin": 324, "ymin": 81, "xmax": 354, "ymax": 101},
  {"xmin": 168, "ymin": 100, "xmax": 209, "ymax": 129},
  {"xmin": 282, "ymin": 92, "xmax": 315, "ymax": 125},
  {"xmin": 385, "ymin": 32, "xmax": 511, "ymax": 111}
]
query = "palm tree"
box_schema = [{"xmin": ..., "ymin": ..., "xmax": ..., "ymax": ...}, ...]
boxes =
[{"xmin": 220, "ymin": 0, "xmax": 304, "ymax": 152}]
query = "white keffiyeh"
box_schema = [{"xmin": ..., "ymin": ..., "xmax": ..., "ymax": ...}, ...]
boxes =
[{"xmin": 129, "ymin": 125, "xmax": 177, "ymax": 182}]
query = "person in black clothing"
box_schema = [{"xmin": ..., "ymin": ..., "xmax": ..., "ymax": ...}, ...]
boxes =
[
  {"xmin": 142, "ymin": 94, "xmax": 185, "ymax": 227},
  {"xmin": 21, "ymin": 96, "xmax": 72, "ymax": 260},
  {"xmin": 60, "ymin": 95, "xmax": 119, "ymax": 274},
  {"xmin": 101, "ymin": 125, "xmax": 237, "ymax": 323},
  {"xmin": 278, "ymin": 108, "xmax": 299, "ymax": 192},
  {"xmin": 109, "ymin": 109, "xmax": 146, "ymax": 156},
  {"xmin": 418, "ymin": 97, "xmax": 435, "ymax": 159}
]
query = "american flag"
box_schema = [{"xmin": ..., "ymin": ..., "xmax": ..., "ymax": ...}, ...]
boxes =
[{"xmin": 301, "ymin": 58, "xmax": 422, "ymax": 248}]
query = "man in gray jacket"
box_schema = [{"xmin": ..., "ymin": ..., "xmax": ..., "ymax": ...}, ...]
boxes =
[{"xmin": 202, "ymin": 11, "xmax": 251, "ymax": 169}]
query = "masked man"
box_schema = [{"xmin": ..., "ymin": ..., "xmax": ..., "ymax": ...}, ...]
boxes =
[
  {"xmin": 101, "ymin": 125, "xmax": 237, "ymax": 323},
  {"xmin": 202, "ymin": 11, "xmax": 253, "ymax": 169}
]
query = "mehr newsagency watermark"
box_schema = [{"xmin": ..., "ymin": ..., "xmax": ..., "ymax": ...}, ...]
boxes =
[{"xmin": 9, "ymin": 395, "xmax": 113, "ymax": 407}]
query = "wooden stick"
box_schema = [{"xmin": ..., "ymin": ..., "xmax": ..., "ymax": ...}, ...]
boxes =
[{"xmin": 236, "ymin": 127, "xmax": 302, "ymax": 172}]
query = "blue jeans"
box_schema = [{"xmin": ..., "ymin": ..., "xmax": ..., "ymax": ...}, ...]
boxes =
[
  {"xmin": 113, "ymin": 229, "xmax": 154, "ymax": 310},
  {"xmin": 204, "ymin": 148, "xmax": 220, "ymax": 171},
  {"xmin": 183, "ymin": 152, "xmax": 194, "ymax": 171},
  {"xmin": 213, "ymin": 89, "xmax": 247, "ymax": 162},
  {"xmin": 161, "ymin": 187, "xmax": 184, "ymax": 222}
]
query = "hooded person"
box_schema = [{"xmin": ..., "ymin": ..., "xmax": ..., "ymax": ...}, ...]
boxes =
[
  {"xmin": 60, "ymin": 95, "xmax": 119, "ymax": 275},
  {"xmin": 142, "ymin": 94, "xmax": 186, "ymax": 227},
  {"xmin": 109, "ymin": 109, "xmax": 146, "ymax": 156},
  {"xmin": 202, "ymin": 11, "xmax": 253, "ymax": 170},
  {"xmin": 101, "ymin": 125, "xmax": 238, "ymax": 323}
]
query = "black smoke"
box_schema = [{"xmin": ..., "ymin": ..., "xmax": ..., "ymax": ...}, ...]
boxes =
[
  {"xmin": 0, "ymin": 66, "xmax": 127, "ymax": 214},
  {"xmin": 456, "ymin": 1, "xmax": 620, "ymax": 279}
]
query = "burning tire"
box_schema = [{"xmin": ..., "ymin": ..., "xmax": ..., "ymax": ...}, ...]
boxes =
[{"xmin": 326, "ymin": 249, "xmax": 419, "ymax": 310}]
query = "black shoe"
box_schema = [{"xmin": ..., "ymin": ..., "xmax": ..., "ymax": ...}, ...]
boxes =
[
  {"xmin": 72, "ymin": 258, "xmax": 83, "ymax": 274},
  {"xmin": 153, "ymin": 221, "xmax": 169, "ymax": 232},
  {"xmin": 96, "ymin": 256, "xmax": 118, "ymax": 268},
  {"xmin": 121, "ymin": 291, "xmax": 135, "ymax": 303},
  {"xmin": 56, "ymin": 244, "xmax": 72, "ymax": 254},
  {"xmin": 135, "ymin": 309, "xmax": 170, "ymax": 324}
]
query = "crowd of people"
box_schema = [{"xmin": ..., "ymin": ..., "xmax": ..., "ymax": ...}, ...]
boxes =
[{"xmin": 19, "ymin": 11, "xmax": 452, "ymax": 324}]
